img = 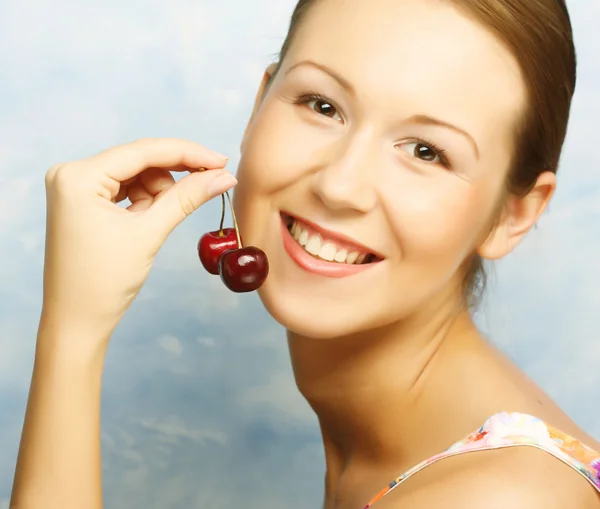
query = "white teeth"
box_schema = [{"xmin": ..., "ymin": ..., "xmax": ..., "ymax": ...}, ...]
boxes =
[
  {"xmin": 292, "ymin": 224, "xmax": 301, "ymax": 241},
  {"xmin": 335, "ymin": 249, "xmax": 348, "ymax": 263},
  {"xmin": 346, "ymin": 252, "xmax": 359, "ymax": 264},
  {"xmin": 298, "ymin": 229, "xmax": 309, "ymax": 246},
  {"xmin": 288, "ymin": 219, "xmax": 372, "ymax": 265},
  {"xmin": 320, "ymin": 243, "xmax": 337, "ymax": 262},
  {"xmin": 305, "ymin": 235, "xmax": 322, "ymax": 255}
]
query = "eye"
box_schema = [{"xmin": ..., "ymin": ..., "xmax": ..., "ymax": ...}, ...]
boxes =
[
  {"xmin": 296, "ymin": 93, "xmax": 343, "ymax": 122},
  {"xmin": 411, "ymin": 143, "xmax": 439, "ymax": 162},
  {"xmin": 397, "ymin": 140, "xmax": 450, "ymax": 168},
  {"xmin": 309, "ymin": 99, "xmax": 338, "ymax": 118}
]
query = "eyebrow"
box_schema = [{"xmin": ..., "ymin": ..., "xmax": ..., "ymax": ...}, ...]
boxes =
[
  {"xmin": 285, "ymin": 60, "xmax": 356, "ymax": 96},
  {"xmin": 406, "ymin": 115, "xmax": 480, "ymax": 159},
  {"xmin": 285, "ymin": 60, "xmax": 480, "ymax": 159}
]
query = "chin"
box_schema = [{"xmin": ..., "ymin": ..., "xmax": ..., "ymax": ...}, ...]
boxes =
[
  {"xmin": 255, "ymin": 277, "xmax": 400, "ymax": 340},
  {"xmin": 254, "ymin": 249, "xmax": 382, "ymax": 340},
  {"xmin": 257, "ymin": 284, "xmax": 361, "ymax": 339}
]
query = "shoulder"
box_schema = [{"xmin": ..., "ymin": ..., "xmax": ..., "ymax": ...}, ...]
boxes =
[{"xmin": 376, "ymin": 446, "xmax": 600, "ymax": 509}]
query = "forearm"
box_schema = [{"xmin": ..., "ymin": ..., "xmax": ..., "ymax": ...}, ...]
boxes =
[{"xmin": 11, "ymin": 317, "xmax": 108, "ymax": 509}]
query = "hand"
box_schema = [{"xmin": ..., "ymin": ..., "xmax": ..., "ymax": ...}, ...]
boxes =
[{"xmin": 41, "ymin": 138, "xmax": 238, "ymax": 343}]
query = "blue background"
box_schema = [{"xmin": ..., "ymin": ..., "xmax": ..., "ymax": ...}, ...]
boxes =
[{"xmin": 0, "ymin": 1, "xmax": 598, "ymax": 507}]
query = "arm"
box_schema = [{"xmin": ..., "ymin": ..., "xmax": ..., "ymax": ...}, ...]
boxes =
[
  {"xmin": 10, "ymin": 323, "xmax": 108, "ymax": 509},
  {"xmin": 9, "ymin": 138, "xmax": 236, "ymax": 508}
]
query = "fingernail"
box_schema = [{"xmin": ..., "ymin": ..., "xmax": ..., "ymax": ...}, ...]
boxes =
[
  {"xmin": 207, "ymin": 172, "xmax": 237, "ymax": 197},
  {"xmin": 211, "ymin": 151, "xmax": 229, "ymax": 160}
]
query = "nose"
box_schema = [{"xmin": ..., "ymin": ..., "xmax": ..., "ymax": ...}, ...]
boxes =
[{"xmin": 310, "ymin": 130, "xmax": 380, "ymax": 213}]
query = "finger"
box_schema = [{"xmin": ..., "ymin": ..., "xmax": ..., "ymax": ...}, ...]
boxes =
[
  {"xmin": 111, "ymin": 167, "xmax": 188, "ymax": 203},
  {"xmin": 142, "ymin": 169, "xmax": 238, "ymax": 239},
  {"xmin": 112, "ymin": 185, "xmax": 129, "ymax": 204},
  {"xmin": 110, "ymin": 174, "xmax": 137, "ymax": 203},
  {"xmin": 151, "ymin": 163, "xmax": 205, "ymax": 173},
  {"xmin": 87, "ymin": 138, "xmax": 229, "ymax": 182},
  {"xmin": 121, "ymin": 176, "xmax": 137, "ymax": 186},
  {"xmin": 140, "ymin": 168, "xmax": 176, "ymax": 197},
  {"xmin": 126, "ymin": 181, "xmax": 154, "ymax": 213}
]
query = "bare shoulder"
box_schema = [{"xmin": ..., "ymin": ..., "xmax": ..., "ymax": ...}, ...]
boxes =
[{"xmin": 376, "ymin": 446, "xmax": 600, "ymax": 509}]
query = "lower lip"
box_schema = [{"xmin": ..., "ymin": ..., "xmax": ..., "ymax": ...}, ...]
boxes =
[{"xmin": 280, "ymin": 218, "xmax": 380, "ymax": 278}]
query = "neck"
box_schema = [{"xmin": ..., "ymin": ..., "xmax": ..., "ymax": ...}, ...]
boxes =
[{"xmin": 287, "ymin": 301, "xmax": 489, "ymax": 496}]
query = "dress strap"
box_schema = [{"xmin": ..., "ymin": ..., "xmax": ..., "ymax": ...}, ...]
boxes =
[{"xmin": 364, "ymin": 412, "xmax": 600, "ymax": 508}]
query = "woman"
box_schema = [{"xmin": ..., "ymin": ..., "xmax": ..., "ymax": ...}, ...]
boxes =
[{"xmin": 10, "ymin": 0, "xmax": 600, "ymax": 507}]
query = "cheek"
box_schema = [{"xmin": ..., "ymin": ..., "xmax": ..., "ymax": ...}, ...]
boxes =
[
  {"xmin": 237, "ymin": 101, "xmax": 319, "ymax": 194},
  {"xmin": 233, "ymin": 100, "xmax": 318, "ymax": 244},
  {"xmin": 381, "ymin": 173, "xmax": 498, "ymax": 266}
]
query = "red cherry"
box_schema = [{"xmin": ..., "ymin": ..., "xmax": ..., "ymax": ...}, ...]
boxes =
[
  {"xmin": 197, "ymin": 228, "xmax": 239, "ymax": 275},
  {"xmin": 197, "ymin": 190, "xmax": 269, "ymax": 292},
  {"xmin": 218, "ymin": 246, "xmax": 269, "ymax": 293}
]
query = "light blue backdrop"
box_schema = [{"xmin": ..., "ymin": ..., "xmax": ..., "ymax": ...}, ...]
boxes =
[{"xmin": 0, "ymin": 1, "xmax": 598, "ymax": 507}]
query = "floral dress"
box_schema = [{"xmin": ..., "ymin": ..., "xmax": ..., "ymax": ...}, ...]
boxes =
[{"xmin": 364, "ymin": 412, "xmax": 600, "ymax": 508}]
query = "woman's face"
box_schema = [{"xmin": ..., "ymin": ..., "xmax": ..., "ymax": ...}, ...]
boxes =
[{"xmin": 234, "ymin": 0, "xmax": 528, "ymax": 339}]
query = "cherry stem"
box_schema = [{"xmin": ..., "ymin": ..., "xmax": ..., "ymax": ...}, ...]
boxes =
[
  {"xmin": 225, "ymin": 191, "xmax": 243, "ymax": 248},
  {"xmin": 218, "ymin": 193, "xmax": 225, "ymax": 236}
]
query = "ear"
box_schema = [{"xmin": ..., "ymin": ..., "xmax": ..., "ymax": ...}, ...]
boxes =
[
  {"xmin": 240, "ymin": 63, "xmax": 278, "ymax": 152},
  {"xmin": 478, "ymin": 171, "xmax": 556, "ymax": 260}
]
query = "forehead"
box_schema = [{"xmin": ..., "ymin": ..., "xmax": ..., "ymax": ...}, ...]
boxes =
[{"xmin": 284, "ymin": 0, "xmax": 526, "ymax": 143}]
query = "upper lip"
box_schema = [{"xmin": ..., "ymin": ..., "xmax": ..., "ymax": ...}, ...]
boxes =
[{"xmin": 282, "ymin": 211, "xmax": 385, "ymax": 259}]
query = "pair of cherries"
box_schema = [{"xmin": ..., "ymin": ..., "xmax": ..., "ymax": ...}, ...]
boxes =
[{"xmin": 197, "ymin": 188, "xmax": 269, "ymax": 293}]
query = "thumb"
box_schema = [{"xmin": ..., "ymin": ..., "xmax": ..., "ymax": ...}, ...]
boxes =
[{"xmin": 143, "ymin": 169, "xmax": 238, "ymax": 238}]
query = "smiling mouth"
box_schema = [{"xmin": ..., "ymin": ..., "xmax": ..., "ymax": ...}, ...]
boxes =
[{"xmin": 281, "ymin": 213, "xmax": 382, "ymax": 265}]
